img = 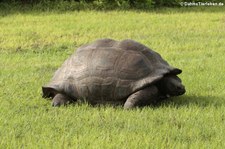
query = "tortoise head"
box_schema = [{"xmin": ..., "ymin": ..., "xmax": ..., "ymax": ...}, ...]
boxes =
[{"xmin": 158, "ymin": 75, "xmax": 185, "ymax": 97}]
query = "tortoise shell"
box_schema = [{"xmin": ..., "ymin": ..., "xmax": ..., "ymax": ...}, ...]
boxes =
[{"xmin": 42, "ymin": 39, "xmax": 181, "ymax": 103}]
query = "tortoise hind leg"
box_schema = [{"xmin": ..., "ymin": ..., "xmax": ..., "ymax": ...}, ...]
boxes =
[
  {"xmin": 124, "ymin": 86, "xmax": 159, "ymax": 109},
  {"xmin": 52, "ymin": 93, "xmax": 74, "ymax": 107}
]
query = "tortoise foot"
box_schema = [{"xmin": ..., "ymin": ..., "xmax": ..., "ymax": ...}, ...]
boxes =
[{"xmin": 52, "ymin": 93, "xmax": 70, "ymax": 107}]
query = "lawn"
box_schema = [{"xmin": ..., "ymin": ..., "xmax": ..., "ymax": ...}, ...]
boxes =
[{"xmin": 0, "ymin": 7, "xmax": 225, "ymax": 148}]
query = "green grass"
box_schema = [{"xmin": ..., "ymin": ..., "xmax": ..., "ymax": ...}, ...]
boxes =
[{"xmin": 0, "ymin": 7, "xmax": 225, "ymax": 148}]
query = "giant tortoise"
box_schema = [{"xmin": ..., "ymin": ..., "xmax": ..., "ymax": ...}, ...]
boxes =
[{"xmin": 42, "ymin": 39, "xmax": 185, "ymax": 109}]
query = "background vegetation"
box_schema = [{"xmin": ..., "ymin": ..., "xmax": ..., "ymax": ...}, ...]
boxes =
[
  {"xmin": 1, "ymin": 0, "xmax": 225, "ymax": 11},
  {"xmin": 0, "ymin": 6, "xmax": 225, "ymax": 148}
]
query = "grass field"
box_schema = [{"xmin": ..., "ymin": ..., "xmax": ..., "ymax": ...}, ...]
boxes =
[{"xmin": 0, "ymin": 7, "xmax": 225, "ymax": 148}]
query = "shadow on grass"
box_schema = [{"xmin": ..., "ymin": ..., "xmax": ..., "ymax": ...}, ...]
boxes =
[
  {"xmin": 158, "ymin": 95, "xmax": 225, "ymax": 108},
  {"xmin": 64, "ymin": 94, "xmax": 225, "ymax": 110},
  {"xmin": 38, "ymin": 94, "xmax": 224, "ymax": 110}
]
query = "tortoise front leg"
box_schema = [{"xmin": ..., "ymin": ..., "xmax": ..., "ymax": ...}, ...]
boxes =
[
  {"xmin": 52, "ymin": 93, "xmax": 72, "ymax": 107},
  {"xmin": 124, "ymin": 86, "xmax": 159, "ymax": 109}
]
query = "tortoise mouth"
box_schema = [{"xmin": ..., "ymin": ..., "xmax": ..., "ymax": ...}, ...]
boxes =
[
  {"xmin": 168, "ymin": 87, "xmax": 186, "ymax": 97},
  {"xmin": 180, "ymin": 89, "xmax": 186, "ymax": 95},
  {"xmin": 174, "ymin": 88, "xmax": 186, "ymax": 96}
]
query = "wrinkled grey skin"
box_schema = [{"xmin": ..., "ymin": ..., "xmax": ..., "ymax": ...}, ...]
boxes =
[
  {"xmin": 122, "ymin": 75, "xmax": 185, "ymax": 109},
  {"xmin": 52, "ymin": 94, "xmax": 72, "ymax": 107},
  {"xmin": 157, "ymin": 75, "xmax": 185, "ymax": 98},
  {"xmin": 43, "ymin": 39, "xmax": 186, "ymax": 109}
]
